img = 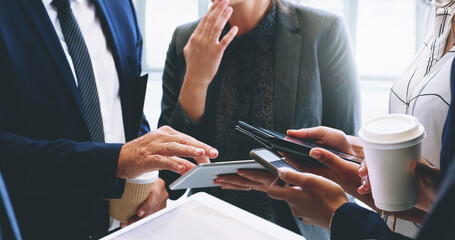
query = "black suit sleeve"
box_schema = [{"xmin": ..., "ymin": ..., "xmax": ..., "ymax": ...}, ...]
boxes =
[{"xmin": 331, "ymin": 203, "xmax": 411, "ymax": 240}]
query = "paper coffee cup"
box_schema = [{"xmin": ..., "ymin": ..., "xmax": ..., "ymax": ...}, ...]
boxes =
[
  {"xmin": 109, "ymin": 171, "xmax": 159, "ymax": 223},
  {"xmin": 359, "ymin": 114, "xmax": 426, "ymax": 212}
]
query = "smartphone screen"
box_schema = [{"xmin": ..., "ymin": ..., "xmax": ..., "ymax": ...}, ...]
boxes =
[{"xmin": 249, "ymin": 149, "xmax": 298, "ymax": 176}]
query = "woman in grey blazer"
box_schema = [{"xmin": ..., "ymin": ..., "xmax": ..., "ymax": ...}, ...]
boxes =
[{"xmin": 158, "ymin": 0, "xmax": 360, "ymax": 238}]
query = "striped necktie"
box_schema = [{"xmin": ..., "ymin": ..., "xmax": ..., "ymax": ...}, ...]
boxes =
[{"xmin": 52, "ymin": 0, "xmax": 105, "ymax": 143}]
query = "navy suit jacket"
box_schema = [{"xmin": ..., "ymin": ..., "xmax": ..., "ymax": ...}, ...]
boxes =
[
  {"xmin": 0, "ymin": 171, "xmax": 21, "ymax": 240},
  {"xmin": 0, "ymin": 0, "xmax": 149, "ymax": 239},
  {"xmin": 330, "ymin": 58, "xmax": 455, "ymax": 239}
]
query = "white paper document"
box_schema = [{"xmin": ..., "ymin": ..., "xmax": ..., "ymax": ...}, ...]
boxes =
[{"xmin": 102, "ymin": 192, "xmax": 305, "ymax": 240}]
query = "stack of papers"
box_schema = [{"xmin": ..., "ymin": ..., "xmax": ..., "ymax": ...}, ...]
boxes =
[{"xmin": 102, "ymin": 192, "xmax": 305, "ymax": 240}]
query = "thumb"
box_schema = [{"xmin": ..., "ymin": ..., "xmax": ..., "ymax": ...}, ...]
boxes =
[
  {"xmin": 309, "ymin": 148, "xmax": 348, "ymax": 172},
  {"xmin": 277, "ymin": 168, "xmax": 318, "ymax": 193},
  {"xmin": 412, "ymin": 161, "xmax": 441, "ymax": 182}
]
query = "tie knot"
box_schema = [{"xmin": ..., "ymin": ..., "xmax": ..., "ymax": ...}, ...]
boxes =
[{"xmin": 52, "ymin": 0, "xmax": 71, "ymax": 11}]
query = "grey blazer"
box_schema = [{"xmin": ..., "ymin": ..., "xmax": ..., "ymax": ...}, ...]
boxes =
[{"xmin": 158, "ymin": 1, "xmax": 361, "ymax": 144}]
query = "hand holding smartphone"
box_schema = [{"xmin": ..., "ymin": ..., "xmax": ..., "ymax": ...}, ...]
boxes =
[
  {"xmin": 236, "ymin": 121, "xmax": 362, "ymax": 165},
  {"xmin": 249, "ymin": 148, "xmax": 298, "ymax": 176}
]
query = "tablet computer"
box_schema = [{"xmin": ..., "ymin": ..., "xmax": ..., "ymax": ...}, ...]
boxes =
[
  {"xmin": 169, "ymin": 160, "xmax": 265, "ymax": 190},
  {"xmin": 236, "ymin": 121, "xmax": 362, "ymax": 164}
]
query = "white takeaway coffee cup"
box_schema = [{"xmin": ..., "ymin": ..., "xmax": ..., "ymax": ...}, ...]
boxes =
[{"xmin": 358, "ymin": 114, "xmax": 426, "ymax": 212}]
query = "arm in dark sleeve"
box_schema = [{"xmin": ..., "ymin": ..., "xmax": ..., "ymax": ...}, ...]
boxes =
[
  {"xmin": 331, "ymin": 203, "xmax": 411, "ymax": 240},
  {"xmin": 318, "ymin": 17, "xmax": 361, "ymax": 136},
  {"xmin": 0, "ymin": 105, "xmax": 125, "ymax": 199}
]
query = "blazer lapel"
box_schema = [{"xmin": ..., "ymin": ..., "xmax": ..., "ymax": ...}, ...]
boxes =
[
  {"xmin": 92, "ymin": 0, "xmax": 129, "ymax": 89},
  {"xmin": 17, "ymin": 0, "xmax": 84, "ymax": 112},
  {"xmin": 93, "ymin": 0, "xmax": 142, "ymax": 141},
  {"xmin": 273, "ymin": 3, "xmax": 301, "ymax": 132}
]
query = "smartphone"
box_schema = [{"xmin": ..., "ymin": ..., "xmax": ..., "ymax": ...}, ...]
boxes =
[
  {"xmin": 236, "ymin": 121, "xmax": 363, "ymax": 165},
  {"xmin": 249, "ymin": 148, "xmax": 299, "ymax": 176}
]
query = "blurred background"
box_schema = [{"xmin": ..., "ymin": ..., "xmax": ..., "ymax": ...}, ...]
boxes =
[{"xmin": 133, "ymin": 0, "xmax": 428, "ymax": 130}]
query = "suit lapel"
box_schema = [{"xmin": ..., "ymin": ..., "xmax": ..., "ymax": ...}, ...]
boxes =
[
  {"xmin": 17, "ymin": 0, "xmax": 84, "ymax": 112},
  {"xmin": 93, "ymin": 0, "xmax": 140, "ymax": 140},
  {"xmin": 273, "ymin": 3, "xmax": 301, "ymax": 132},
  {"xmin": 92, "ymin": 0, "xmax": 129, "ymax": 89}
]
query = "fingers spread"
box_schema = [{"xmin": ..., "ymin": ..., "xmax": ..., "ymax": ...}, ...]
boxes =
[
  {"xmin": 210, "ymin": 6, "xmax": 233, "ymax": 41},
  {"xmin": 194, "ymin": 0, "xmax": 219, "ymax": 34},
  {"xmin": 202, "ymin": 0, "xmax": 229, "ymax": 37}
]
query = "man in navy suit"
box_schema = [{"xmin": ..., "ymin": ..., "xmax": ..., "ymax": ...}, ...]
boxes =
[
  {"xmin": 0, "ymin": 171, "xmax": 21, "ymax": 240},
  {"xmin": 0, "ymin": 0, "xmax": 218, "ymax": 239}
]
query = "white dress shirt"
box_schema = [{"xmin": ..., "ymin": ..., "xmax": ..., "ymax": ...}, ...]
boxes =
[
  {"xmin": 42, "ymin": 0, "xmax": 127, "ymax": 230},
  {"xmin": 42, "ymin": 0, "xmax": 126, "ymax": 145}
]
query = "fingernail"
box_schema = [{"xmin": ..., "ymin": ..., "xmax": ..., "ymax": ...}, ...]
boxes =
[
  {"xmin": 310, "ymin": 150, "xmax": 321, "ymax": 159},
  {"xmin": 237, "ymin": 170, "xmax": 244, "ymax": 175},
  {"xmin": 362, "ymin": 180, "xmax": 366, "ymax": 186},
  {"xmin": 177, "ymin": 165, "xmax": 184, "ymax": 171},
  {"xmin": 358, "ymin": 167, "xmax": 363, "ymax": 176},
  {"xmin": 216, "ymin": 178, "xmax": 224, "ymax": 182},
  {"xmin": 210, "ymin": 149, "xmax": 218, "ymax": 157},
  {"xmin": 277, "ymin": 167, "xmax": 288, "ymax": 177},
  {"xmin": 138, "ymin": 210, "xmax": 144, "ymax": 217},
  {"xmin": 196, "ymin": 149, "xmax": 204, "ymax": 156}
]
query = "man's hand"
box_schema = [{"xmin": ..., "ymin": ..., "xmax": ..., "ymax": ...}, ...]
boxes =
[
  {"xmin": 117, "ymin": 126, "xmax": 218, "ymax": 179},
  {"xmin": 267, "ymin": 168, "xmax": 348, "ymax": 230},
  {"xmin": 120, "ymin": 178, "xmax": 169, "ymax": 228},
  {"xmin": 179, "ymin": 0, "xmax": 238, "ymax": 122},
  {"xmin": 213, "ymin": 170, "xmax": 277, "ymax": 192}
]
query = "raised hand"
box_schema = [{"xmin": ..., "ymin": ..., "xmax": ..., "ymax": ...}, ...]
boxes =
[{"xmin": 179, "ymin": 0, "xmax": 238, "ymax": 122}]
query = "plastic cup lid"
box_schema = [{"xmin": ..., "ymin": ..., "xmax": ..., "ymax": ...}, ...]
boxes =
[
  {"xmin": 359, "ymin": 114, "xmax": 425, "ymax": 147},
  {"xmin": 126, "ymin": 171, "xmax": 159, "ymax": 184}
]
